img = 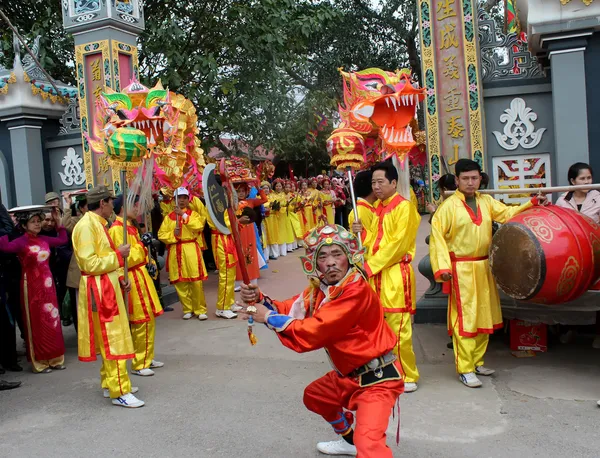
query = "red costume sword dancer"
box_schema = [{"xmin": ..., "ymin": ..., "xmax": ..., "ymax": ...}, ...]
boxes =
[{"xmin": 238, "ymin": 224, "xmax": 403, "ymax": 457}]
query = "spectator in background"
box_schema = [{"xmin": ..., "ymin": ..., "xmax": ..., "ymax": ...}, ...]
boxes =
[
  {"xmin": 62, "ymin": 193, "xmax": 88, "ymax": 332},
  {"xmin": 0, "ymin": 201, "xmax": 23, "ymax": 377},
  {"xmin": 44, "ymin": 192, "xmax": 72, "ymax": 327}
]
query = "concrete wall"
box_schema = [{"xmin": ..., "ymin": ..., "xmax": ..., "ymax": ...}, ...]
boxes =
[
  {"xmin": 586, "ymin": 32, "xmax": 600, "ymax": 176},
  {"xmin": 483, "ymin": 83, "xmax": 556, "ymax": 198},
  {"xmin": 44, "ymin": 133, "xmax": 87, "ymax": 199}
]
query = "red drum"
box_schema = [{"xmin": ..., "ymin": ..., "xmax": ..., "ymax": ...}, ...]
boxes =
[{"xmin": 490, "ymin": 205, "xmax": 600, "ymax": 305}]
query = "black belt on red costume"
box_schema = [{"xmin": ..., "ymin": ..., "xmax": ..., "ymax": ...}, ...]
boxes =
[{"xmin": 348, "ymin": 351, "xmax": 396, "ymax": 378}]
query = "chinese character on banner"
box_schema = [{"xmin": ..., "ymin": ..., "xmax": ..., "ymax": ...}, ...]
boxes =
[
  {"xmin": 91, "ymin": 59, "xmax": 102, "ymax": 81},
  {"xmin": 444, "ymin": 87, "xmax": 463, "ymax": 112},
  {"xmin": 447, "ymin": 116, "xmax": 465, "ymax": 138},
  {"xmin": 436, "ymin": 0, "xmax": 456, "ymax": 21},
  {"xmin": 443, "ymin": 55, "xmax": 460, "ymax": 79},
  {"xmin": 93, "ymin": 85, "xmax": 104, "ymax": 99},
  {"xmin": 439, "ymin": 23, "xmax": 459, "ymax": 49}
]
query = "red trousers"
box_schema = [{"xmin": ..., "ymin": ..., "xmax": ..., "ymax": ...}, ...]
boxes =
[{"xmin": 303, "ymin": 362, "xmax": 404, "ymax": 458}]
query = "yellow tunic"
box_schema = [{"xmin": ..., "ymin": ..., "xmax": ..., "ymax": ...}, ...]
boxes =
[
  {"xmin": 73, "ymin": 212, "xmax": 134, "ymax": 362},
  {"xmin": 364, "ymin": 193, "xmax": 421, "ymax": 314},
  {"xmin": 272, "ymin": 191, "xmax": 294, "ymax": 245},
  {"xmin": 287, "ymin": 193, "xmax": 303, "ymax": 239},
  {"xmin": 429, "ymin": 191, "xmax": 533, "ymax": 337},
  {"xmin": 263, "ymin": 194, "xmax": 281, "ymax": 245},
  {"xmin": 160, "ymin": 196, "xmax": 207, "ymax": 249},
  {"xmin": 207, "ymin": 211, "xmax": 237, "ymax": 311},
  {"xmin": 158, "ymin": 209, "xmax": 207, "ymax": 283},
  {"xmin": 348, "ymin": 198, "xmax": 377, "ymax": 249},
  {"xmin": 320, "ymin": 190, "xmax": 335, "ymax": 225},
  {"xmin": 108, "ymin": 216, "xmax": 163, "ymax": 324}
]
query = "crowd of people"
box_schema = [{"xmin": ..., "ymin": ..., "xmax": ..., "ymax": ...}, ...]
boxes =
[{"xmin": 2, "ymin": 157, "xmax": 600, "ymax": 456}]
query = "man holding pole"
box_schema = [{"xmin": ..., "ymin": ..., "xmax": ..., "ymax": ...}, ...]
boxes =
[
  {"xmin": 109, "ymin": 195, "xmax": 164, "ymax": 377},
  {"xmin": 158, "ymin": 187, "xmax": 209, "ymax": 320},
  {"xmin": 72, "ymin": 186, "xmax": 144, "ymax": 408},
  {"xmin": 352, "ymin": 161, "xmax": 421, "ymax": 393},
  {"xmin": 429, "ymin": 159, "xmax": 547, "ymax": 388}
]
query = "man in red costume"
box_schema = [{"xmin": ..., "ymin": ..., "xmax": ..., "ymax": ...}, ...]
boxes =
[{"xmin": 239, "ymin": 224, "xmax": 403, "ymax": 457}]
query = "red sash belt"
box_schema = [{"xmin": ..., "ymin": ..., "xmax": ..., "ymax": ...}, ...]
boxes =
[
  {"xmin": 449, "ymin": 254, "xmax": 489, "ymax": 263},
  {"xmin": 81, "ymin": 271, "xmax": 119, "ymax": 323},
  {"xmin": 211, "ymin": 230, "xmax": 237, "ymax": 267}
]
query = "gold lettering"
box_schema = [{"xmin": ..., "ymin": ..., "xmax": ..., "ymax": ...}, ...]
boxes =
[
  {"xmin": 439, "ymin": 23, "xmax": 459, "ymax": 49},
  {"xmin": 93, "ymin": 84, "xmax": 104, "ymax": 99},
  {"xmin": 443, "ymin": 55, "xmax": 460, "ymax": 80},
  {"xmin": 447, "ymin": 116, "xmax": 465, "ymax": 139},
  {"xmin": 444, "ymin": 87, "xmax": 463, "ymax": 112},
  {"xmin": 448, "ymin": 144, "xmax": 460, "ymax": 165},
  {"xmin": 91, "ymin": 58, "xmax": 102, "ymax": 81},
  {"xmin": 436, "ymin": 0, "xmax": 457, "ymax": 21}
]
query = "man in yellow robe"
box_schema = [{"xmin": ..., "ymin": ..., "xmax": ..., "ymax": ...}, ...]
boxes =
[
  {"xmin": 109, "ymin": 195, "xmax": 164, "ymax": 377},
  {"xmin": 158, "ymin": 187, "xmax": 209, "ymax": 321},
  {"xmin": 352, "ymin": 162, "xmax": 421, "ymax": 393},
  {"xmin": 72, "ymin": 186, "xmax": 144, "ymax": 408},
  {"xmin": 348, "ymin": 170, "xmax": 377, "ymax": 247},
  {"xmin": 160, "ymin": 191, "xmax": 208, "ymax": 250},
  {"xmin": 430, "ymin": 159, "xmax": 546, "ymax": 388}
]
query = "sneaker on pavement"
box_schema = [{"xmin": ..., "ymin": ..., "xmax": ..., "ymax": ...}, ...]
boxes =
[
  {"xmin": 132, "ymin": 368, "xmax": 155, "ymax": 377},
  {"xmin": 234, "ymin": 286, "xmax": 241, "ymax": 292},
  {"xmin": 104, "ymin": 386, "xmax": 138, "ymax": 398},
  {"xmin": 597, "ymin": 400, "xmax": 600, "ymax": 407},
  {"xmin": 230, "ymin": 303, "xmax": 243, "ymax": 312},
  {"xmin": 460, "ymin": 372, "xmax": 482, "ymax": 388},
  {"xmin": 216, "ymin": 309, "xmax": 237, "ymax": 319},
  {"xmin": 475, "ymin": 366, "xmax": 495, "ymax": 376},
  {"xmin": 111, "ymin": 392, "xmax": 145, "ymax": 408},
  {"xmin": 197, "ymin": 314, "xmax": 208, "ymax": 321},
  {"xmin": 150, "ymin": 360, "xmax": 164, "ymax": 368},
  {"xmin": 404, "ymin": 382, "xmax": 418, "ymax": 393},
  {"xmin": 182, "ymin": 313, "xmax": 193, "ymax": 320},
  {"xmin": 316, "ymin": 439, "xmax": 357, "ymax": 456}
]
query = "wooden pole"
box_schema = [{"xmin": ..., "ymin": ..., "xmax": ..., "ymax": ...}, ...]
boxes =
[
  {"xmin": 120, "ymin": 170, "xmax": 129, "ymax": 309},
  {"xmin": 345, "ymin": 167, "xmax": 362, "ymax": 248},
  {"xmin": 444, "ymin": 183, "xmax": 600, "ymax": 197}
]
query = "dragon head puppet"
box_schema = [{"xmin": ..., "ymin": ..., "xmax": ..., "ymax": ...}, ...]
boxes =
[
  {"xmin": 328, "ymin": 68, "xmax": 426, "ymax": 170},
  {"xmin": 87, "ymin": 79, "xmax": 206, "ymax": 208}
]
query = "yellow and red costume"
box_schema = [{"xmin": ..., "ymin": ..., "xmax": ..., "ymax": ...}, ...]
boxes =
[
  {"xmin": 208, "ymin": 212, "xmax": 237, "ymax": 311},
  {"xmin": 72, "ymin": 211, "xmax": 134, "ymax": 399},
  {"xmin": 271, "ymin": 184, "xmax": 294, "ymax": 255},
  {"xmin": 259, "ymin": 224, "xmax": 403, "ymax": 458},
  {"xmin": 161, "ymin": 195, "xmax": 208, "ymax": 250},
  {"xmin": 430, "ymin": 191, "xmax": 537, "ymax": 374},
  {"xmin": 287, "ymin": 190, "xmax": 303, "ymax": 242},
  {"xmin": 109, "ymin": 217, "xmax": 163, "ymax": 371},
  {"xmin": 263, "ymin": 186, "xmax": 282, "ymax": 259},
  {"xmin": 158, "ymin": 208, "xmax": 208, "ymax": 316},
  {"xmin": 348, "ymin": 197, "xmax": 377, "ymax": 246},
  {"xmin": 363, "ymin": 193, "xmax": 421, "ymax": 384}
]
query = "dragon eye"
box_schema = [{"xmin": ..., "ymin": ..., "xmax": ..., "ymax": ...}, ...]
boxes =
[{"xmin": 365, "ymin": 82, "xmax": 379, "ymax": 90}]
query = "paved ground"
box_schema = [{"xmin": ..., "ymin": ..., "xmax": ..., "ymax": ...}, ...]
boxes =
[{"xmin": 2, "ymin": 221, "xmax": 600, "ymax": 457}]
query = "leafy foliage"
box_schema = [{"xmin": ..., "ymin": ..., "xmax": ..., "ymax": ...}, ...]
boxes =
[{"xmin": 0, "ymin": 0, "xmax": 504, "ymax": 169}]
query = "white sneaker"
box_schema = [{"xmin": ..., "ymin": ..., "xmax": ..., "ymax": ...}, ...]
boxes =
[
  {"xmin": 182, "ymin": 313, "xmax": 193, "ymax": 320},
  {"xmin": 234, "ymin": 286, "xmax": 241, "ymax": 292},
  {"xmin": 230, "ymin": 303, "xmax": 243, "ymax": 312},
  {"xmin": 111, "ymin": 392, "xmax": 145, "ymax": 408},
  {"xmin": 132, "ymin": 368, "xmax": 155, "ymax": 377},
  {"xmin": 104, "ymin": 386, "xmax": 138, "ymax": 398},
  {"xmin": 216, "ymin": 309, "xmax": 237, "ymax": 319},
  {"xmin": 316, "ymin": 438, "xmax": 357, "ymax": 456},
  {"xmin": 597, "ymin": 400, "xmax": 600, "ymax": 407},
  {"xmin": 150, "ymin": 360, "xmax": 164, "ymax": 368},
  {"xmin": 459, "ymin": 372, "xmax": 483, "ymax": 388},
  {"xmin": 404, "ymin": 382, "xmax": 418, "ymax": 393},
  {"xmin": 475, "ymin": 366, "xmax": 495, "ymax": 376},
  {"xmin": 197, "ymin": 314, "xmax": 208, "ymax": 321}
]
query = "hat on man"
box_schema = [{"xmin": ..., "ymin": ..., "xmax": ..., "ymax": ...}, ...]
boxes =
[
  {"xmin": 174, "ymin": 187, "xmax": 189, "ymax": 197},
  {"xmin": 86, "ymin": 185, "xmax": 113, "ymax": 205},
  {"xmin": 44, "ymin": 192, "xmax": 60, "ymax": 204}
]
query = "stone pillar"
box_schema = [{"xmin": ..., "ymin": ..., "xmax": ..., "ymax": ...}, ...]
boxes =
[
  {"xmin": 6, "ymin": 117, "xmax": 46, "ymax": 205},
  {"xmin": 546, "ymin": 34, "xmax": 592, "ymax": 185}
]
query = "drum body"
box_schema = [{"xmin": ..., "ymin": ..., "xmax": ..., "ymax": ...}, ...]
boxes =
[{"xmin": 490, "ymin": 206, "xmax": 600, "ymax": 305}]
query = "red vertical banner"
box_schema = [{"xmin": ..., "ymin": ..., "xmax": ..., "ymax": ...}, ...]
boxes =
[{"xmin": 118, "ymin": 52, "xmax": 132, "ymax": 89}]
